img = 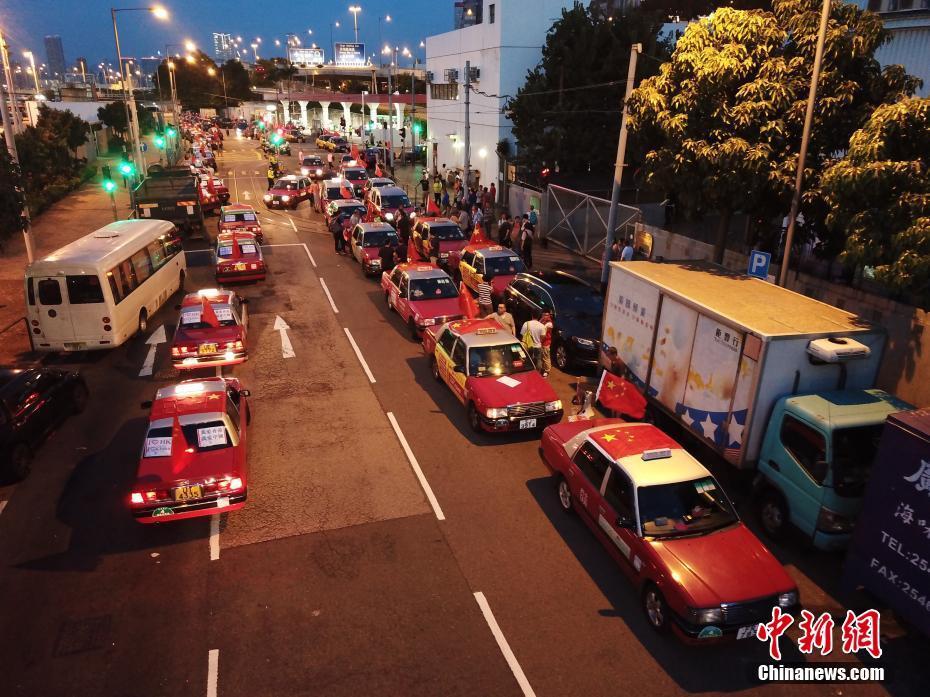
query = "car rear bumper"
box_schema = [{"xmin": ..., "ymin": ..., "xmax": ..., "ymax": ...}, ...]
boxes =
[
  {"xmin": 216, "ymin": 269, "xmax": 266, "ymax": 282},
  {"xmin": 265, "ymin": 200, "xmax": 297, "ymax": 209},
  {"xmin": 173, "ymin": 349, "xmax": 248, "ymax": 368},
  {"xmin": 479, "ymin": 410, "xmax": 563, "ymax": 433},
  {"xmin": 133, "ymin": 492, "xmax": 247, "ymax": 523}
]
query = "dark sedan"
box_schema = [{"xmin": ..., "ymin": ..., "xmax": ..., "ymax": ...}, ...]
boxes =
[
  {"xmin": 1, "ymin": 367, "xmax": 88, "ymax": 480},
  {"xmin": 503, "ymin": 271, "xmax": 604, "ymax": 371}
]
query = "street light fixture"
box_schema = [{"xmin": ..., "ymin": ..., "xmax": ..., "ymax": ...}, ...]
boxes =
[
  {"xmin": 349, "ymin": 6, "xmax": 362, "ymax": 43},
  {"xmin": 184, "ymin": 40, "xmax": 196, "ymax": 52},
  {"xmin": 23, "ymin": 50, "xmax": 40, "ymax": 94}
]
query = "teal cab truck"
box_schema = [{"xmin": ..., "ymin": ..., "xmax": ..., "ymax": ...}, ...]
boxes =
[{"xmin": 599, "ymin": 260, "xmax": 911, "ymax": 550}]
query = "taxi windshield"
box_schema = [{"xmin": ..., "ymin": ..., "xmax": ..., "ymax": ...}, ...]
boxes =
[
  {"xmin": 380, "ymin": 194, "xmax": 410, "ymax": 208},
  {"xmin": 344, "ymin": 169, "xmax": 368, "ymax": 181},
  {"xmin": 485, "ymin": 255, "xmax": 525, "ymax": 276},
  {"xmin": 637, "ymin": 477, "xmax": 738, "ymax": 538},
  {"xmin": 179, "ymin": 304, "xmax": 238, "ymax": 329},
  {"xmin": 217, "ymin": 242, "xmax": 259, "ymax": 257},
  {"xmin": 363, "ymin": 230, "xmax": 399, "ymax": 247},
  {"xmin": 410, "ymin": 276, "xmax": 457, "ymax": 299},
  {"xmin": 274, "ymin": 179, "xmax": 301, "ymax": 190},
  {"xmin": 180, "ymin": 419, "xmax": 233, "ymax": 452},
  {"xmin": 302, "ymin": 157, "xmax": 322, "ymax": 166},
  {"xmin": 428, "ymin": 225, "xmax": 465, "ymax": 241},
  {"xmin": 222, "ymin": 212, "xmax": 256, "ymax": 223},
  {"xmin": 468, "ymin": 342, "xmax": 534, "ymax": 377},
  {"xmin": 325, "ymin": 186, "xmax": 342, "ymax": 198}
]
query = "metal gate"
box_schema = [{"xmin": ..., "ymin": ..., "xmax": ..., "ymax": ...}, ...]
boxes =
[{"xmin": 542, "ymin": 184, "xmax": 640, "ymax": 263}]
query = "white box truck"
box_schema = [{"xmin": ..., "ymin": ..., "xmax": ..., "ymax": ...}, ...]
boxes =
[{"xmin": 600, "ymin": 261, "xmax": 911, "ymax": 550}]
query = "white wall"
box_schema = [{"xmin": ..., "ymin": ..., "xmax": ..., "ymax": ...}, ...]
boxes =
[{"xmin": 425, "ymin": 0, "xmax": 575, "ymax": 187}]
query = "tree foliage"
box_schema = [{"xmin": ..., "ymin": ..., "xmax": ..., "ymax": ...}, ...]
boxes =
[
  {"xmin": 220, "ymin": 60, "xmax": 254, "ymax": 102},
  {"xmin": 627, "ymin": 0, "xmax": 919, "ymax": 262},
  {"xmin": 506, "ymin": 3, "xmax": 670, "ymax": 176},
  {"xmin": 822, "ymin": 98, "xmax": 930, "ymax": 305}
]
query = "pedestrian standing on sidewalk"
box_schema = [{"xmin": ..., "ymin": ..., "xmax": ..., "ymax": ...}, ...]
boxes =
[
  {"xmin": 477, "ymin": 275, "xmax": 494, "ymax": 317},
  {"xmin": 540, "ymin": 311, "xmax": 553, "ymax": 377},
  {"xmin": 330, "ymin": 216, "xmax": 345, "ymax": 253},
  {"xmin": 441, "ymin": 188, "xmax": 450, "ymax": 213},
  {"xmin": 621, "ymin": 237, "xmax": 635, "ymax": 261},
  {"xmin": 528, "ymin": 205, "xmax": 538, "ymax": 228},
  {"xmin": 489, "ymin": 182, "xmax": 497, "ymax": 207},
  {"xmin": 432, "ymin": 177, "xmax": 443, "ymax": 206},
  {"xmin": 497, "ymin": 213, "xmax": 512, "ymax": 246},
  {"xmin": 397, "ymin": 208, "xmax": 412, "ymax": 245},
  {"xmin": 457, "ymin": 206, "xmax": 471, "ymax": 235},
  {"xmin": 510, "ymin": 216, "xmax": 522, "ymax": 250},
  {"xmin": 520, "ymin": 312, "xmax": 546, "ymax": 372},
  {"xmin": 520, "ymin": 214, "xmax": 535, "ymax": 268},
  {"xmin": 419, "ymin": 171, "xmax": 429, "ymax": 206}
]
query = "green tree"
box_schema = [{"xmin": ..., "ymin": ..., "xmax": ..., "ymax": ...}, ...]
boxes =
[
  {"xmin": 156, "ymin": 51, "xmax": 222, "ymax": 108},
  {"xmin": 97, "ymin": 101, "xmax": 128, "ymax": 137},
  {"xmin": 220, "ymin": 60, "xmax": 254, "ymax": 102},
  {"xmin": 0, "ymin": 151, "xmax": 27, "ymax": 243},
  {"xmin": 822, "ymin": 98, "xmax": 930, "ymax": 305},
  {"xmin": 627, "ymin": 0, "xmax": 919, "ymax": 263},
  {"xmin": 506, "ymin": 4, "xmax": 670, "ymax": 176}
]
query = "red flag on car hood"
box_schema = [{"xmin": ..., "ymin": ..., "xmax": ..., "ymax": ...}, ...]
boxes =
[
  {"xmin": 341, "ymin": 182, "xmax": 354, "ymax": 199},
  {"xmin": 229, "ymin": 232, "xmax": 242, "ymax": 259},
  {"xmin": 426, "ymin": 197, "xmax": 441, "ymax": 215},
  {"xmin": 595, "ymin": 371, "xmax": 647, "ymax": 420},
  {"xmin": 458, "ymin": 282, "xmax": 478, "ymax": 319}
]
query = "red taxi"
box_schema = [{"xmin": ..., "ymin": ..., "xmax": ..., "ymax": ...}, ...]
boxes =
[
  {"xmin": 198, "ymin": 180, "xmax": 221, "ymax": 213},
  {"xmin": 263, "ymin": 175, "xmax": 312, "ymax": 209},
  {"xmin": 325, "ymin": 199, "xmax": 368, "ymax": 229},
  {"xmin": 451, "ymin": 244, "xmax": 525, "ymax": 301},
  {"xmin": 300, "ymin": 155, "xmax": 326, "ymax": 180},
  {"xmin": 382, "ymin": 262, "xmax": 462, "ymax": 338},
  {"xmin": 317, "ymin": 178, "xmax": 352, "ymax": 214},
  {"xmin": 199, "ymin": 174, "xmax": 230, "ymax": 204},
  {"xmin": 350, "ymin": 222, "xmax": 399, "ymax": 276},
  {"xmin": 541, "ymin": 419, "xmax": 799, "ymax": 642},
  {"xmin": 215, "ymin": 231, "xmax": 266, "ymax": 283},
  {"xmin": 130, "ymin": 377, "xmax": 250, "ymax": 522},
  {"xmin": 217, "ymin": 203, "xmax": 264, "ymax": 244},
  {"xmin": 342, "ymin": 165, "xmax": 369, "ymax": 198},
  {"xmin": 411, "ymin": 217, "xmax": 468, "ymax": 269},
  {"xmin": 423, "ymin": 318, "xmax": 563, "ymax": 433},
  {"xmin": 366, "ymin": 185, "xmax": 414, "ymax": 224},
  {"xmin": 171, "ymin": 290, "xmax": 249, "ymax": 368}
]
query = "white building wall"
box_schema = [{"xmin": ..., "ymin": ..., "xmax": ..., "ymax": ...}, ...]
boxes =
[{"xmin": 425, "ymin": 0, "xmax": 575, "ymax": 187}]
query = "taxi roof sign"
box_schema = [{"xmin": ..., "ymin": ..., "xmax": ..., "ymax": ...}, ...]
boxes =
[
  {"xmin": 642, "ymin": 448, "xmax": 672, "ymax": 461},
  {"xmin": 475, "ymin": 327, "xmax": 498, "ymax": 335}
]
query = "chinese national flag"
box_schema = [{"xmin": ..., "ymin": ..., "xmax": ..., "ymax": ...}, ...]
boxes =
[
  {"xmin": 375, "ymin": 162, "xmax": 384, "ymax": 177},
  {"xmin": 596, "ymin": 371, "xmax": 647, "ymax": 420},
  {"xmin": 470, "ymin": 223, "xmax": 489, "ymax": 245},
  {"xmin": 171, "ymin": 415, "xmax": 186, "ymax": 465},
  {"xmin": 200, "ymin": 295, "xmax": 221, "ymax": 328},
  {"xmin": 407, "ymin": 237, "xmax": 418, "ymax": 263},
  {"xmin": 206, "ymin": 177, "xmax": 216, "ymax": 195},
  {"xmin": 351, "ymin": 144, "xmax": 359, "ymax": 160},
  {"xmin": 341, "ymin": 182, "xmax": 354, "ymax": 199},
  {"xmin": 229, "ymin": 232, "xmax": 242, "ymax": 259},
  {"xmin": 426, "ymin": 197, "xmax": 441, "ymax": 215},
  {"xmin": 458, "ymin": 282, "xmax": 478, "ymax": 319}
]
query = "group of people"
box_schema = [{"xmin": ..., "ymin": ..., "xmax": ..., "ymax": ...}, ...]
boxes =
[{"xmin": 483, "ymin": 304, "xmax": 554, "ymax": 377}]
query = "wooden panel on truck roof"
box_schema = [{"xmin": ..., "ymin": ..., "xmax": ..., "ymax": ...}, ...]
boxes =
[{"xmin": 614, "ymin": 260, "xmax": 873, "ymax": 337}]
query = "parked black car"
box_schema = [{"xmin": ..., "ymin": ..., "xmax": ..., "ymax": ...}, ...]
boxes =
[
  {"xmin": 1, "ymin": 367, "xmax": 88, "ymax": 480},
  {"xmin": 503, "ymin": 271, "xmax": 603, "ymax": 371}
]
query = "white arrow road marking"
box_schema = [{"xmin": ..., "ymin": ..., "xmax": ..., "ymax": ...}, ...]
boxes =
[
  {"xmin": 243, "ymin": 190, "xmax": 251, "ymax": 201},
  {"xmin": 139, "ymin": 324, "xmax": 167, "ymax": 377},
  {"xmin": 274, "ymin": 315, "xmax": 295, "ymax": 358}
]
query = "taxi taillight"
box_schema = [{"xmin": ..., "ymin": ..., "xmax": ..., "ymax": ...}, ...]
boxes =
[
  {"xmin": 130, "ymin": 492, "xmax": 143, "ymax": 504},
  {"xmin": 172, "ymin": 345, "xmax": 189, "ymax": 356},
  {"xmin": 224, "ymin": 340, "xmax": 243, "ymax": 350},
  {"xmin": 230, "ymin": 477, "xmax": 243, "ymax": 491}
]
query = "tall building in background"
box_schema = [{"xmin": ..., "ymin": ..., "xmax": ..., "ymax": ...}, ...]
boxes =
[
  {"xmin": 44, "ymin": 35, "xmax": 66, "ymax": 79},
  {"xmin": 213, "ymin": 33, "xmax": 235, "ymax": 63}
]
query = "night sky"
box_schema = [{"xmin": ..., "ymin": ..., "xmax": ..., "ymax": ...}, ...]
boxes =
[{"xmin": 1, "ymin": 0, "xmax": 449, "ymax": 68}]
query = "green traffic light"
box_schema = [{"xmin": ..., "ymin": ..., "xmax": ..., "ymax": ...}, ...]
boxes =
[
  {"xmin": 154, "ymin": 136, "xmax": 166, "ymax": 148},
  {"xmin": 166, "ymin": 127, "xmax": 177, "ymax": 137},
  {"xmin": 413, "ymin": 123, "xmax": 422, "ymax": 135},
  {"xmin": 118, "ymin": 161, "xmax": 135, "ymax": 176},
  {"xmin": 103, "ymin": 180, "xmax": 116, "ymax": 192}
]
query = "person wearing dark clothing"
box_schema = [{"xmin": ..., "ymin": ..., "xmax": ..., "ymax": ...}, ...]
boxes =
[
  {"xmin": 419, "ymin": 172, "xmax": 430, "ymax": 205},
  {"xmin": 467, "ymin": 188, "xmax": 478, "ymax": 207},
  {"xmin": 497, "ymin": 213, "xmax": 512, "ymax": 246},
  {"xmin": 397, "ymin": 210, "xmax": 412, "ymax": 244},
  {"xmin": 520, "ymin": 215, "xmax": 535, "ymax": 269},
  {"xmin": 330, "ymin": 217, "xmax": 345, "ymax": 254},
  {"xmin": 379, "ymin": 242, "xmax": 397, "ymax": 272}
]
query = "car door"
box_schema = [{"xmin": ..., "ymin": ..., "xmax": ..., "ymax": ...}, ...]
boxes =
[
  {"xmin": 396, "ymin": 274, "xmax": 411, "ymax": 321},
  {"xmin": 434, "ymin": 327, "xmax": 457, "ymax": 387},
  {"xmin": 448, "ymin": 338, "xmax": 469, "ymax": 403},
  {"xmin": 597, "ymin": 466, "xmax": 643, "ymax": 580},
  {"xmin": 351, "ymin": 226, "xmax": 364, "ymax": 262},
  {"xmin": 460, "ymin": 251, "xmax": 478, "ymax": 290},
  {"xmin": 506, "ymin": 280, "xmax": 535, "ymax": 327},
  {"xmin": 768, "ymin": 413, "xmax": 829, "ymax": 537},
  {"xmin": 569, "ymin": 440, "xmax": 611, "ymax": 521}
]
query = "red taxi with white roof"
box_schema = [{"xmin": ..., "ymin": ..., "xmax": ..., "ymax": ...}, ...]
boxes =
[
  {"xmin": 171, "ymin": 290, "xmax": 248, "ymax": 368},
  {"xmin": 450, "ymin": 243, "xmax": 525, "ymax": 300},
  {"xmin": 214, "ymin": 231, "xmax": 266, "ymax": 284},
  {"xmin": 263, "ymin": 175, "xmax": 311, "ymax": 209},
  {"xmin": 217, "ymin": 203, "xmax": 264, "ymax": 244},
  {"xmin": 423, "ymin": 318, "xmax": 563, "ymax": 433},
  {"xmin": 350, "ymin": 222, "xmax": 399, "ymax": 276},
  {"xmin": 366, "ymin": 185, "xmax": 414, "ymax": 224},
  {"xmin": 541, "ymin": 419, "xmax": 799, "ymax": 642},
  {"xmin": 382, "ymin": 262, "xmax": 462, "ymax": 339},
  {"xmin": 130, "ymin": 377, "xmax": 250, "ymax": 522},
  {"xmin": 411, "ymin": 217, "xmax": 468, "ymax": 270}
]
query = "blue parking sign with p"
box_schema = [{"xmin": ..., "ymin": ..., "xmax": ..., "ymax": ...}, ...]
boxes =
[{"xmin": 747, "ymin": 250, "xmax": 771, "ymax": 280}]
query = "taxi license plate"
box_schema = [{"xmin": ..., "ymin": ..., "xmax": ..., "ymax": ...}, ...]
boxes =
[
  {"xmin": 736, "ymin": 624, "xmax": 759, "ymax": 640},
  {"xmin": 519, "ymin": 418, "xmax": 537, "ymax": 430},
  {"xmin": 199, "ymin": 343, "xmax": 217, "ymax": 355},
  {"xmin": 173, "ymin": 484, "xmax": 203, "ymax": 502},
  {"xmin": 234, "ymin": 262, "xmax": 246, "ymax": 271}
]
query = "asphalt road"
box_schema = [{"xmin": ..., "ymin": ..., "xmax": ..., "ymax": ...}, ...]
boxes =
[{"xmin": 0, "ymin": 133, "xmax": 926, "ymax": 697}]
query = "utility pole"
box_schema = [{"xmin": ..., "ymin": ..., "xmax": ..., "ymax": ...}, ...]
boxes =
[
  {"xmin": 411, "ymin": 60, "xmax": 416, "ymax": 160},
  {"xmin": 463, "ymin": 60, "xmax": 471, "ymax": 189},
  {"xmin": 387, "ymin": 51, "xmax": 394, "ymax": 168},
  {"xmin": 0, "ymin": 29, "xmax": 35, "ymax": 262},
  {"xmin": 778, "ymin": 0, "xmax": 831, "ymax": 287},
  {"xmin": 112, "ymin": 10, "xmax": 143, "ymax": 181},
  {"xmin": 601, "ymin": 43, "xmax": 641, "ymax": 287}
]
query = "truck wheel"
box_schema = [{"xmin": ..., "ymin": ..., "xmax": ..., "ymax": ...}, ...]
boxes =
[
  {"xmin": 430, "ymin": 357, "xmax": 442, "ymax": 382},
  {"xmin": 758, "ymin": 492, "xmax": 789, "ymax": 540},
  {"xmin": 138, "ymin": 309, "xmax": 149, "ymax": 335},
  {"xmin": 557, "ymin": 476, "xmax": 573, "ymax": 514},
  {"xmin": 467, "ymin": 403, "xmax": 482, "ymax": 433},
  {"xmin": 643, "ymin": 584, "xmax": 670, "ymax": 633},
  {"xmin": 554, "ymin": 342, "xmax": 570, "ymax": 371}
]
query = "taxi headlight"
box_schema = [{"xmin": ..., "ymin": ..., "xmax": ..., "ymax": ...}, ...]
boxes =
[
  {"xmin": 485, "ymin": 407, "xmax": 508, "ymax": 419},
  {"xmin": 263, "ymin": 194, "xmax": 272, "ymax": 201},
  {"xmin": 301, "ymin": 168, "xmax": 310, "ymax": 175},
  {"xmin": 316, "ymin": 168, "xmax": 323, "ymax": 175},
  {"xmin": 385, "ymin": 212, "xmax": 394, "ymax": 220},
  {"xmin": 778, "ymin": 591, "xmax": 798, "ymax": 608},
  {"xmin": 545, "ymin": 400, "xmax": 562, "ymax": 412},
  {"xmin": 689, "ymin": 607, "xmax": 724, "ymax": 625},
  {"xmin": 421, "ymin": 318, "xmax": 436, "ymax": 326},
  {"xmin": 281, "ymin": 195, "xmax": 291, "ymax": 202},
  {"xmin": 370, "ymin": 258, "xmax": 381, "ymax": 266},
  {"xmin": 440, "ymin": 252, "xmax": 449, "ymax": 259}
]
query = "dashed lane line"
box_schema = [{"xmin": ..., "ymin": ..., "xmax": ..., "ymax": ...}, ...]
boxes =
[
  {"xmin": 343, "ymin": 327, "xmax": 375, "ymax": 383},
  {"xmin": 207, "ymin": 649, "xmax": 219, "ymax": 697},
  {"xmin": 210, "ymin": 515, "xmax": 220, "ymax": 561},
  {"xmin": 474, "ymin": 592, "xmax": 537, "ymax": 697},
  {"xmin": 386, "ymin": 412, "xmax": 445, "ymax": 521},
  {"xmin": 261, "ymin": 242, "xmax": 317, "ymax": 267},
  {"xmin": 319, "ymin": 278, "xmax": 339, "ymax": 314}
]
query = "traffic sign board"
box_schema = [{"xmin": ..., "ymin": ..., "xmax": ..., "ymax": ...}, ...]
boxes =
[{"xmin": 747, "ymin": 250, "xmax": 771, "ymax": 280}]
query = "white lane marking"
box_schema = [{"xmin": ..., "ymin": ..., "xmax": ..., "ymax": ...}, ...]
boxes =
[
  {"xmin": 138, "ymin": 325, "xmax": 166, "ymax": 377},
  {"xmin": 0, "ymin": 500, "xmax": 7, "ymax": 517},
  {"xmin": 289, "ymin": 217, "xmax": 298, "ymax": 233},
  {"xmin": 473, "ymin": 592, "xmax": 536, "ymax": 697},
  {"xmin": 319, "ymin": 278, "xmax": 339, "ymax": 314},
  {"xmin": 386, "ymin": 412, "xmax": 445, "ymax": 521},
  {"xmin": 209, "ymin": 516, "xmax": 220, "ymax": 561},
  {"xmin": 231, "ymin": 171, "xmax": 238, "ymax": 200},
  {"xmin": 302, "ymin": 243, "xmax": 317, "ymax": 267},
  {"xmin": 273, "ymin": 315, "xmax": 296, "ymax": 358},
  {"xmin": 207, "ymin": 648, "xmax": 219, "ymax": 697},
  {"xmin": 242, "ymin": 190, "xmax": 251, "ymax": 201},
  {"xmin": 344, "ymin": 327, "xmax": 375, "ymax": 383}
]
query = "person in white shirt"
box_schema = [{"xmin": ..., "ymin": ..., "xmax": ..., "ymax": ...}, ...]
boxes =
[
  {"xmin": 520, "ymin": 313, "xmax": 547, "ymax": 372},
  {"xmin": 621, "ymin": 238, "xmax": 635, "ymax": 261},
  {"xmin": 486, "ymin": 303, "xmax": 516, "ymax": 336}
]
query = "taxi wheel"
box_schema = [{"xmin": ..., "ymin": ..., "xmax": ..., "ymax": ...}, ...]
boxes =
[
  {"xmin": 557, "ymin": 476, "xmax": 573, "ymax": 514},
  {"xmin": 554, "ymin": 342, "xmax": 570, "ymax": 371},
  {"xmin": 643, "ymin": 584, "xmax": 670, "ymax": 633},
  {"xmin": 467, "ymin": 403, "xmax": 482, "ymax": 433},
  {"xmin": 178, "ymin": 270, "xmax": 186, "ymax": 292},
  {"xmin": 430, "ymin": 356, "xmax": 441, "ymax": 382},
  {"xmin": 385, "ymin": 289, "xmax": 392, "ymax": 308},
  {"xmin": 138, "ymin": 309, "xmax": 148, "ymax": 335}
]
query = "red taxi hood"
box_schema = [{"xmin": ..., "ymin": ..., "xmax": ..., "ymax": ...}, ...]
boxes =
[
  {"xmin": 174, "ymin": 325, "xmax": 241, "ymax": 345},
  {"xmin": 436, "ymin": 239, "xmax": 468, "ymax": 255},
  {"xmin": 649, "ymin": 524, "xmax": 795, "ymax": 608},
  {"xmin": 138, "ymin": 448, "xmax": 240, "ymax": 485},
  {"xmin": 408, "ymin": 297, "xmax": 462, "ymax": 320},
  {"xmin": 469, "ymin": 370, "xmax": 558, "ymax": 409},
  {"xmin": 361, "ymin": 247, "xmax": 379, "ymax": 260}
]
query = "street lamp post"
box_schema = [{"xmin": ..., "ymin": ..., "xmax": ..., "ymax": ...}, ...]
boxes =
[
  {"xmin": 330, "ymin": 21, "xmax": 340, "ymax": 64},
  {"xmin": 349, "ymin": 6, "xmax": 361, "ymax": 43},
  {"xmin": 378, "ymin": 15, "xmax": 391, "ymax": 67},
  {"xmin": 23, "ymin": 51, "xmax": 40, "ymax": 94}
]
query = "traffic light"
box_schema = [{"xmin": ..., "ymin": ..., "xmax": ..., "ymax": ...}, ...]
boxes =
[
  {"xmin": 270, "ymin": 133, "xmax": 283, "ymax": 145},
  {"xmin": 165, "ymin": 126, "xmax": 177, "ymax": 137},
  {"xmin": 103, "ymin": 179, "xmax": 117, "ymax": 193},
  {"xmin": 399, "ymin": 127, "xmax": 406, "ymax": 139},
  {"xmin": 154, "ymin": 135, "xmax": 166, "ymax": 149},
  {"xmin": 118, "ymin": 161, "xmax": 136, "ymax": 177},
  {"xmin": 412, "ymin": 123, "xmax": 422, "ymax": 136}
]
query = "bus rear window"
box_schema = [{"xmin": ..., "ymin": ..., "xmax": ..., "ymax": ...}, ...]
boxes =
[
  {"xmin": 38, "ymin": 279, "xmax": 62, "ymax": 305},
  {"xmin": 67, "ymin": 275, "xmax": 105, "ymax": 304}
]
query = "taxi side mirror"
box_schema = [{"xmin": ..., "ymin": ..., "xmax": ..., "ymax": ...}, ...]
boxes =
[{"xmin": 140, "ymin": 400, "xmax": 153, "ymax": 409}]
